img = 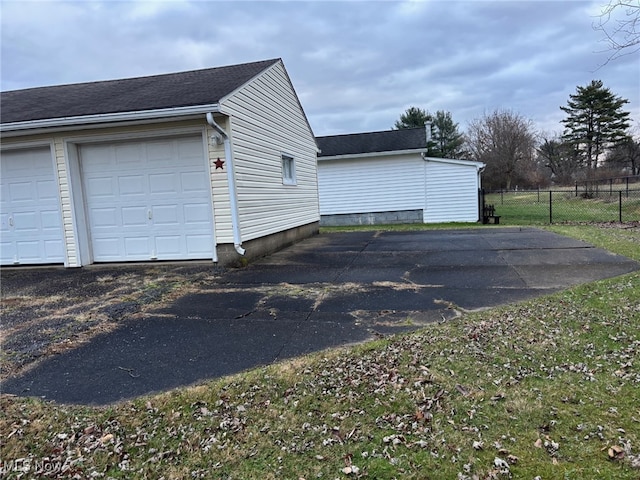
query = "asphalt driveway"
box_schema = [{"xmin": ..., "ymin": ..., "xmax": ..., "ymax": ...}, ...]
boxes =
[{"xmin": 2, "ymin": 227, "xmax": 638, "ymax": 405}]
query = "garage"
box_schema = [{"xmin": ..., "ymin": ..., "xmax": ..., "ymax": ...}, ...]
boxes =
[
  {"xmin": 0, "ymin": 147, "xmax": 65, "ymax": 265},
  {"xmin": 79, "ymin": 136, "xmax": 215, "ymax": 262},
  {"xmin": 316, "ymin": 127, "xmax": 485, "ymax": 226}
]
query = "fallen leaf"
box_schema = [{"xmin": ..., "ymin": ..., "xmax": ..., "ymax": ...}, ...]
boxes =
[
  {"xmin": 455, "ymin": 384, "xmax": 470, "ymax": 396},
  {"xmin": 342, "ymin": 465, "xmax": 360, "ymax": 474},
  {"xmin": 608, "ymin": 445, "xmax": 625, "ymax": 460},
  {"xmin": 534, "ymin": 438, "xmax": 543, "ymax": 448}
]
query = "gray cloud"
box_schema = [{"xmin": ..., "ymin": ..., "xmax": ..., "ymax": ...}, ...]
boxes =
[{"xmin": 1, "ymin": 0, "xmax": 638, "ymax": 137}]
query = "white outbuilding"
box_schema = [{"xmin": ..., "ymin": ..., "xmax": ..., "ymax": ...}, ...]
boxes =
[{"xmin": 316, "ymin": 126, "xmax": 485, "ymax": 226}]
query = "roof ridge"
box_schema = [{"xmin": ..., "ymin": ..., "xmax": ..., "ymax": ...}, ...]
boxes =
[
  {"xmin": 2, "ymin": 58, "xmax": 281, "ymax": 94},
  {"xmin": 317, "ymin": 126, "xmax": 424, "ymax": 139}
]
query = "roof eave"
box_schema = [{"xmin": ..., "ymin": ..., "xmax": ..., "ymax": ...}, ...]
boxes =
[
  {"xmin": 423, "ymin": 156, "xmax": 486, "ymax": 169},
  {"xmin": 0, "ymin": 103, "xmax": 222, "ymax": 134},
  {"xmin": 318, "ymin": 147, "xmax": 428, "ymax": 161}
]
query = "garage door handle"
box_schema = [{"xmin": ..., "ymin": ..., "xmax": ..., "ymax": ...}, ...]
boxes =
[
  {"xmin": 148, "ymin": 210, "xmax": 152, "ymax": 220},
  {"xmin": 8, "ymin": 216, "xmax": 13, "ymax": 227}
]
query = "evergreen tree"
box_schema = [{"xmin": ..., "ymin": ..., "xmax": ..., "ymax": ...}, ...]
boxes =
[
  {"xmin": 431, "ymin": 110, "xmax": 466, "ymax": 159},
  {"xmin": 394, "ymin": 106, "xmax": 429, "ymax": 129},
  {"xmin": 394, "ymin": 107, "xmax": 465, "ymax": 158},
  {"xmin": 560, "ymin": 80, "xmax": 631, "ymax": 175}
]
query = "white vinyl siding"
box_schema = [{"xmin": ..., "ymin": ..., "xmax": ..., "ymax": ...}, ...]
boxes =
[
  {"xmin": 220, "ymin": 61, "xmax": 319, "ymax": 241},
  {"xmin": 318, "ymin": 155, "xmax": 424, "ymax": 215},
  {"xmin": 424, "ymin": 160, "xmax": 480, "ymax": 223},
  {"xmin": 206, "ymin": 123, "xmax": 233, "ymax": 244},
  {"xmin": 318, "ymin": 154, "xmax": 483, "ymax": 224}
]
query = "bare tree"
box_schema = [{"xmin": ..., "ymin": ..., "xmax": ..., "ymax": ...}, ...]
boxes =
[
  {"xmin": 606, "ymin": 135, "xmax": 640, "ymax": 175},
  {"xmin": 594, "ymin": 0, "xmax": 640, "ymax": 63},
  {"xmin": 537, "ymin": 135, "xmax": 581, "ymax": 185},
  {"xmin": 467, "ymin": 109, "xmax": 537, "ymax": 190}
]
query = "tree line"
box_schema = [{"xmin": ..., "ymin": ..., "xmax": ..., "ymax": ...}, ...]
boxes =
[{"xmin": 394, "ymin": 80, "xmax": 637, "ymax": 190}]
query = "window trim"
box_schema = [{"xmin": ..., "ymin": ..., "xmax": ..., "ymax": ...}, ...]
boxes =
[{"xmin": 281, "ymin": 153, "xmax": 296, "ymax": 185}]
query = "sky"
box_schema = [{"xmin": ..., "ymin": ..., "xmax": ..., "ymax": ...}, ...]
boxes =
[{"xmin": 1, "ymin": 0, "xmax": 638, "ymax": 138}]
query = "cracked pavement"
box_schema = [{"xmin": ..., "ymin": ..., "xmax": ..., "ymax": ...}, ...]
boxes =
[{"xmin": 2, "ymin": 227, "xmax": 638, "ymax": 405}]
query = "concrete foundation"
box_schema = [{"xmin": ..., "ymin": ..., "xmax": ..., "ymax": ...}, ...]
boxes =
[
  {"xmin": 216, "ymin": 221, "xmax": 319, "ymax": 266},
  {"xmin": 320, "ymin": 209, "xmax": 423, "ymax": 227}
]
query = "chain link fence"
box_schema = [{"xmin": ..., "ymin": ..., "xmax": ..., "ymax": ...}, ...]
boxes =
[{"xmin": 482, "ymin": 188, "xmax": 640, "ymax": 224}]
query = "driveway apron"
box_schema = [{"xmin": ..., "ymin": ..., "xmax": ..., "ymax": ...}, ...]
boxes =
[{"xmin": 2, "ymin": 227, "xmax": 638, "ymax": 405}]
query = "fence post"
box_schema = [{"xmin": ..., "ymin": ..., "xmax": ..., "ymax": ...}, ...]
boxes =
[
  {"xmin": 575, "ymin": 182, "xmax": 578, "ymax": 197},
  {"xmin": 627, "ymin": 177, "xmax": 630, "ymax": 198},
  {"xmin": 549, "ymin": 191, "xmax": 553, "ymax": 224},
  {"xmin": 500, "ymin": 190, "xmax": 504, "ymax": 205},
  {"xmin": 537, "ymin": 187, "xmax": 540, "ymax": 203},
  {"xmin": 619, "ymin": 190, "xmax": 622, "ymax": 222},
  {"xmin": 610, "ymin": 179, "xmax": 613, "ymax": 196}
]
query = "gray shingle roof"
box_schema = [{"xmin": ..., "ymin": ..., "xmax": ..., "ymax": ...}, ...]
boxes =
[
  {"xmin": 1, "ymin": 59, "xmax": 280, "ymax": 124},
  {"xmin": 316, "ymin": 127, "xmax": 427, "ymax": 157}
]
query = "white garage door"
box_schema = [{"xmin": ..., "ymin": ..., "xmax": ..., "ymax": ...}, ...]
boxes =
[
  {"xmin": 0, "ymin": 147, "xmax": 65, "ymax": 265},
  {"xmin": 80, "ymin": 136, "xmax": 215, "ymax": 262}
]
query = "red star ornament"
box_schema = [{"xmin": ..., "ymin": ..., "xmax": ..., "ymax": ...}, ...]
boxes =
[{"xmin": 214, "ymin": 158, "xmax": 225, "ymax": 170}]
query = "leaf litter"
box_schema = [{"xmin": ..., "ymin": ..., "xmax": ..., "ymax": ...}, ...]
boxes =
[{"xmin": 1, "ymin": 225, "xmax": 639, "ymax": 478}]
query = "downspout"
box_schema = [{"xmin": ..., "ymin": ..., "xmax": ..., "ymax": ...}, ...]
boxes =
[{"xmin": 206, "ymin": 112, "xmax": 245, "ymax": 256}]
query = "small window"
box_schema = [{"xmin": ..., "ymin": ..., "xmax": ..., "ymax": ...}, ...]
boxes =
[{"xmin": 282, "ymin": 154, "xmax": 296, "ymax": 185}]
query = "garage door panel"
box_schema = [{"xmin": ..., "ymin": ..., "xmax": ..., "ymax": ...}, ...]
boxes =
[
  {"xmin": 17, "ymin": 241, "xmax": 41, "ymax": 259},
  {"xmin": 124, "ymin": 237, "xmax": 151, "ymax": 257},
  {"xmin": 119, "ymin": 175, "xmax": 146, "ymax": 196},
  {"xmin": 152, "ymin": 205, "xmax": 179, "ymax": 225},
  {"xmin": 122, "ymin": 206, "xmax": 148, "ymax": 226},
  {"xmin": 41, "ymin": 210, "xmax": 62, "ymax": 230},
  {"xmin": 0, "ymin": 241, "xmax": 11, "ymax": 263},
  {"xmin": 146, "ymin": 141, "xmax": 173, "ymax": 163},
  {"xmin": 44, "ymin": 239, "xmax": 64, "ymax": 258},
  {"xmin": 81, "ymin": 136, "xmax": 214, "ymax": 262},
  {"xmin": 186, "ymin": 235, "xmax": 213, "ymax": 254},
  {"xmin": 93, "ymin": 237, "xmax": 120, "ymax": 258},
  {"xmin": 82, "ymin": 146, "xmax": 111, "ymax": 170},
  {"xmin": 9, "ymin": 182, "xmax": 34, "ymax": 202},
  {"xmin": 149, "ymin": 173, "xmax": 178, "ymax": 194},
  {"xmin": 12, "ymin": 211, "xmax": 39, "ymax": 231},
  {"xmin": 177, "ymin": 138, "xmax": 205, "ymax": 161},
  {"xmin": 155, "ymin": 236, "xmax": 181, "ymax": 256},
  {"xmin": 181, "ymin": 172, "xmax": 208, "ymax": 193},
  {"xmin": 90, "ymin": 207, "xmax": 119, "ymax": 228},
  {"xmin": 115, "ymin": 144, "xmax": 143, "ymax": 166},
  {"xmin": 37, "ymin": 179, "xmax": 58, "ymax": 201},
  {"xmin": 86, "ymin": 176, "xmax": 117, "ymax": 199},
  {"xmin": 184, "ymin": 203, "xmax": 210, "ymax": 224}
]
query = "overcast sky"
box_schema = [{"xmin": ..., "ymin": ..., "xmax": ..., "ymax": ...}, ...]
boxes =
[{"xmin": 1, "ymin": 0, "xmax": 638, "ymax": 137}]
